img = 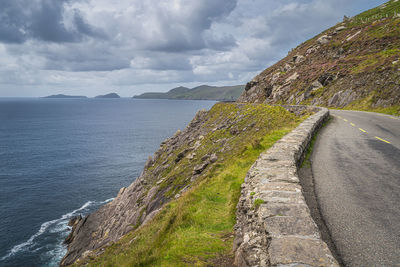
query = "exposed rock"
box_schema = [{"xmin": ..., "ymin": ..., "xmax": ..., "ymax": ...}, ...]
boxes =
[
  {"xmin": 144, "ymin": 156, "xmax": 153, "ymax": 169},
  {"xmin": 187, "ymin": 152, "xmax": 196, "ymax": 160},
  {"xmin": 210, "ymin": 153, "xmax": 218, "ymax": 163},
  {"xmin": 245, "ymin": 80, "xmax": 257, "ymax": 91},
  {"xmin": 285, "ymin": 72, "xmax": 299, "ymax": 83},
  {"xmin": 175, "ymin": 148, "xmax": 190, "ymax": 163},
  {"xmin": 318, "ymin": 73, "xmax": 336, "ymax": 86},
  {"xmin": 343, "ymin": 15, "xmax": 351, "ymax": 22},
  {"xmin": 306, "ymin": 46, "xmax": 319, "ymax": 55},
  {"xmin": 310, "ymin": 80, "xmax": 323, "ymax": 91},
  {"xmin": 296, "ymin": 93, "xmax": 306, "ymax": 104},
  {"xmin": 193, "ymin": 161, "xmax": 209, "ymax": 175},
  {"xmin": 201, "ymin": 154, "xmax": 210, "ymax": 161},
  {"xmin": 293, "ymin": 55, "xmax": 305, "ymax": 64},
  {"xmin": 283, "ymin": 63, "xmax": 292, "ymax": 72},
  {"xmin": 346, "ymin": 30, "xmax": 361, "ymax": 41},
  {"xmin": 328, "ymin": 92, "xmax": 341, "ymax": 106},
  {"xmin": 64, "ymin": 215, "xmax": 83, "ymax": 245},
  {"xmin": 317, "ymin": 35, "xmax": 331, "ymax": 44},
  {"xmin": 271, "ymin": 72, "xmax": 280, "ymax": 84},
  {"xmin": 68, "ymin": 215, "xmax": 82, "ymax": 228},
  {"xmin": 335, "ymin": 26, "xmax": 346, "ymax": 32},
  {"xmin": 117, "ymin": 187, "xmax": 126, "ymax": 197}
]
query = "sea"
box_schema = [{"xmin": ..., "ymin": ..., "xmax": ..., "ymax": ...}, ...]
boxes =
[{"xmin": 0, "ymin": 98, "xmax": 216, "ymax": 267}]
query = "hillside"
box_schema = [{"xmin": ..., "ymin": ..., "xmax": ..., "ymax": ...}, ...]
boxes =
[
  {"xmin": 61, "ymin": 103, "xmax": 307, "ymax": 266},
  {"xmin": 134, "ymin": 85, "xmax": 245, "ymax": 101},
  {"xmin": 238, "ymin": 0, "xmax": 400, "ymax": 115}
]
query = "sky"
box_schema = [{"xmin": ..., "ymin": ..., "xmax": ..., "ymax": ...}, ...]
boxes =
[{"xmin": 0, "ymin": 0, "xmax": 387, "ymax": 97}]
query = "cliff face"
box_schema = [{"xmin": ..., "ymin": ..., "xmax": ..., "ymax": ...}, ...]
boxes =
[
  {"xmin": 61, "ymin": 103, "xmax": 302, "ymax": 265},
  {"xmin": 61, "ymin": 109, "xmax": 211, "ymax": 265},
  {"xmin": 238, "ymin": 0, "xmax": 400, "ymax": 114}
]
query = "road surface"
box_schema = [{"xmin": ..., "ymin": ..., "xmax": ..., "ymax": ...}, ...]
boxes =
[{"xmin": 311, "ymin": 110, "xmax": 400, "ymax": 267}]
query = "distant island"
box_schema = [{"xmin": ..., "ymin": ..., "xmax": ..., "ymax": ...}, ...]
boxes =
[
  {"xmin": 133, "ymin": 85, "xmax": 245, "ymax": 101},
  {"xmin": 43, "ymin": 94, "xmax": 87, "ymax": 99},
  {"xmin": 95, "ymin": 93, "xmax": 121, "ymax": 98}
]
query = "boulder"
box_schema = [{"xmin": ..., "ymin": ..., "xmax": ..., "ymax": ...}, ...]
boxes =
[
  {"xmin": 193, "ymin": 161, "xmax": 209, "ymax": 175},
  {"xmin": 318, "ymin": 73, "xmax": 335, "ymax": 86},
  {"xmin": 317, "ymin": 35, "xmax": 331, "ymax": 44},
  {"xmin": 310, "ymin": 80, "xmax": 323, "ymax": 91},
  {"xmin": 293, "ymin": 55, "xmax": 305, "ymax": 64},
  {"xmin": 328, "ymin": 92, "xmax": 341, "ymax": 106},
  {"xmin": 210, "ymin": 153, "xmax": 218, "ymax": 163},
  {"xmin": 283, "ymin": 63, "xmax": 292, "ymax": 72},
  {"xmin": 335, "ymin": 26, "xmax": 346, "ymax": 32},
  {"xmin": 285, "ymin": 72, "xmax": 299, "ymax": 83}
]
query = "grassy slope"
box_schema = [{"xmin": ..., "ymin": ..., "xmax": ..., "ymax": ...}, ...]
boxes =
[
  {"xmin": 74, "ymin": 103, "xmax": 307, "ymax": 267},
  {"xmin": 239, "ymin": 0, "xmax": 400, "ymax": 116},
  {"xmin": 302, "ymin": 0, "xmax": 400, "ymax": 116}
]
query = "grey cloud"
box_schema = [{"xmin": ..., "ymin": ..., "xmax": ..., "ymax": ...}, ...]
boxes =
[
  {"xmin": 0, "ymin": 0, "xmax": 105, "ymax": 43},
  {"xmin": 0, "ymin": 1, "xmax": 28, "ymax": 43},
  {"xmin": 73, "ymin": 10, "xmax": 107, "ymax": 39},
  {"xmin": 144, "ymin": 0, "xmax": 238, "ymax": 52}
]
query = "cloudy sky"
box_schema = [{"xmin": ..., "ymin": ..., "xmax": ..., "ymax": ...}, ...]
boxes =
[{"xmin": 0, "ymin": 0, "xmax": 386, "ymax": 97}]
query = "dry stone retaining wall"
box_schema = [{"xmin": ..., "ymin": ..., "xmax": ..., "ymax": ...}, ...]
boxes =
[{"xmin": 233, "ymin": 106, "xmax": 339, "ymax": 267}]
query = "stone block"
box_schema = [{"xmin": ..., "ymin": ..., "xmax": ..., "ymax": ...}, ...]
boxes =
[
  {"xmin": 264, "ymin": 216, "xmax": 320, "ymax": 238},
  {"xmin": 269, "ymin": 237, "xmax": 339, "ymax": 266}
]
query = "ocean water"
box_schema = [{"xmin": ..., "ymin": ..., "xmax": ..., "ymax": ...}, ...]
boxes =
[{"xmin": 0, "ymin": 98, "xmax": 215, "ymax": 267}]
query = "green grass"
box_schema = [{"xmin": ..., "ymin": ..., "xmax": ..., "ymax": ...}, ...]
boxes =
[
  {"xmin": 253, "ymin": 199, "xmax": 265, "ymax": 209},
  {"xmin": 350, "ymin": 0, "xmax": 400, "ymax": 26},
  {"xmin": 345, "ymin": 104, "xmax": 400, "ymax": 116},
  {"xmin": 74, "ymin": 103, "xmax": 306, "ymax": 267},
  {"xmin": 301, "ymin": 117, "xmax": 332, "ymax": 168}
]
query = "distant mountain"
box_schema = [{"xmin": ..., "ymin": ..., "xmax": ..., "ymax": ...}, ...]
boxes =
[
  {"xmin": 133, "ymin": 85, "xmax": 245, "ymax": 101},
  {"xmin": 43, "ymin": 94, "xmax": 87, "ymax": 99},
  {"xmin": 95, "ymin": 93, "xmax": 121, "ymax": 98}
]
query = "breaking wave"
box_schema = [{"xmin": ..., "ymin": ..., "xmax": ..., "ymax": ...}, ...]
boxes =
[{"xmin": 1, "ymin": 198, "xmax": 114, "ymax": 262}]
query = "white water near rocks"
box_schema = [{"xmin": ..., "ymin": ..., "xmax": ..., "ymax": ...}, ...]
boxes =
[{"xmin": 1, "ymin": 198, "xmax": 114, "ymax": 265}]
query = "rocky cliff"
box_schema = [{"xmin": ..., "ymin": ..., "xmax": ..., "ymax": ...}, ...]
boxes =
[{"xmin": 238, "ymin": 0, "xmax": 400, "ymax": 114}]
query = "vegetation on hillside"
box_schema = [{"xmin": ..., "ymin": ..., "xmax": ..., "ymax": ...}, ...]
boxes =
[
  {"xmin": 73, "ymin": 103, "xmax": 308, "ymax": 266},
  {"xmin": 238, "ymin": 0, "xmax": 399, "ymax": 116}
]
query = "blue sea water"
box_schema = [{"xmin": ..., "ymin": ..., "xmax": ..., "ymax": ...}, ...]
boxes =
[{"xmin": 0, "ymin": 98, "xmax": 215, "ymax": 267}]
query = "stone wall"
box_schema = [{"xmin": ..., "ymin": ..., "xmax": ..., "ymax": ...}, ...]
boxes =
[{"xmin": 233, "ymin": 106, "xmax": 339, "ymax": 267}]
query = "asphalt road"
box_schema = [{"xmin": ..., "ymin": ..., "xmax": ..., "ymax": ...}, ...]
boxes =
[{"xmin": 311, "ymin": 110, "xmax": 400, "ymax": 267}]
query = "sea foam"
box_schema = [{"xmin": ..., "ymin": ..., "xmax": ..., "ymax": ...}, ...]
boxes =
[{"xmin": 1, "ymin": 198, "xmax": 114, "ymax": 261}]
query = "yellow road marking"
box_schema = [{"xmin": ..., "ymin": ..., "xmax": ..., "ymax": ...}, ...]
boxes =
[
  {"xmin": 359, "ymin": 128, "xmax": 367, "ymax": 133},
  {"xmin": 375, "ymin": 137, "xmax": 391, "ymax": 144},
  {"xmin": 337, "ymin": 115, "xmax": 342, "ymax": 119},
  {"xmin": 343, "ymin": 119, "xmax": 348, "ymax": 122},
  {"xmin": 350, "ymin": 123, "xmax": 355, "ymax": 127}
]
